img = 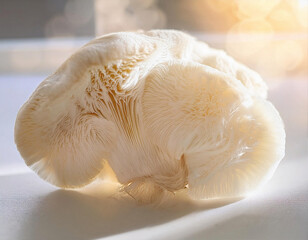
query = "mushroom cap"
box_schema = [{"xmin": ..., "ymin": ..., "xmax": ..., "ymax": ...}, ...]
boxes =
[
  {"xmin": 15, "ymin": 30, "xmax": 285, "ymax": 201},
  {"xmin": 142, "ymin": 60, "xmax": 285, "ymax": 199},
  {"xmin": 15, "ymin": 31, "xmax": 160, "ymax": 188}
]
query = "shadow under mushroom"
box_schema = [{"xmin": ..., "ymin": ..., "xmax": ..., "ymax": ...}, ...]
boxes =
[{"xmin": 18, "ymin": 180, "xmax": 241, "ymax": 240}]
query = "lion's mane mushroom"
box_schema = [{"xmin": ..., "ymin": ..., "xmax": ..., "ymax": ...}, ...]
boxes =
[{"xmin": 15, "ymin": 30, "xmax": 285, "ymax": 204}]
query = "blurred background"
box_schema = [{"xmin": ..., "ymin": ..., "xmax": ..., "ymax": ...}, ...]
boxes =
[
  {"xmin": 0, "ymin": 0, "xmax": 307, "ymax": 170},
  {"xmin": 0, "ymin": 0, "xmax": 307, "ymax": 77}
]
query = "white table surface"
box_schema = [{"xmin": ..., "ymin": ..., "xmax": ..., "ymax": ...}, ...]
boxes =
[{"xmin": 0, "ymin": 75, "xmax": 307, "ymax": 240}]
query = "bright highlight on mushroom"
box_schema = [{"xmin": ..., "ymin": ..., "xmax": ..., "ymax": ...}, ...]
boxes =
[{"xmin": 15, "ymin": 30, "xmax": 285, "ymax": 204}]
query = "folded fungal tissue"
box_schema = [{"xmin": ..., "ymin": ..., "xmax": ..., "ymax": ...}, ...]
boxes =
[{"xmin": 15, "ymin": 30, "xmax": 285, "ymax": 204}]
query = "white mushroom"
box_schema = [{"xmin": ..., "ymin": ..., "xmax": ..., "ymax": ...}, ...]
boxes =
[{"xmin": 15, "ymin": 30, "xmax": 285, "ymax": 204}]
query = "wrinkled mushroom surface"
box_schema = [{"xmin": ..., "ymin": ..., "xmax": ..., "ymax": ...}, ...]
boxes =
[{"xmin": 15, "ymin": 30, "xmax": 285, "ymax": 204}]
